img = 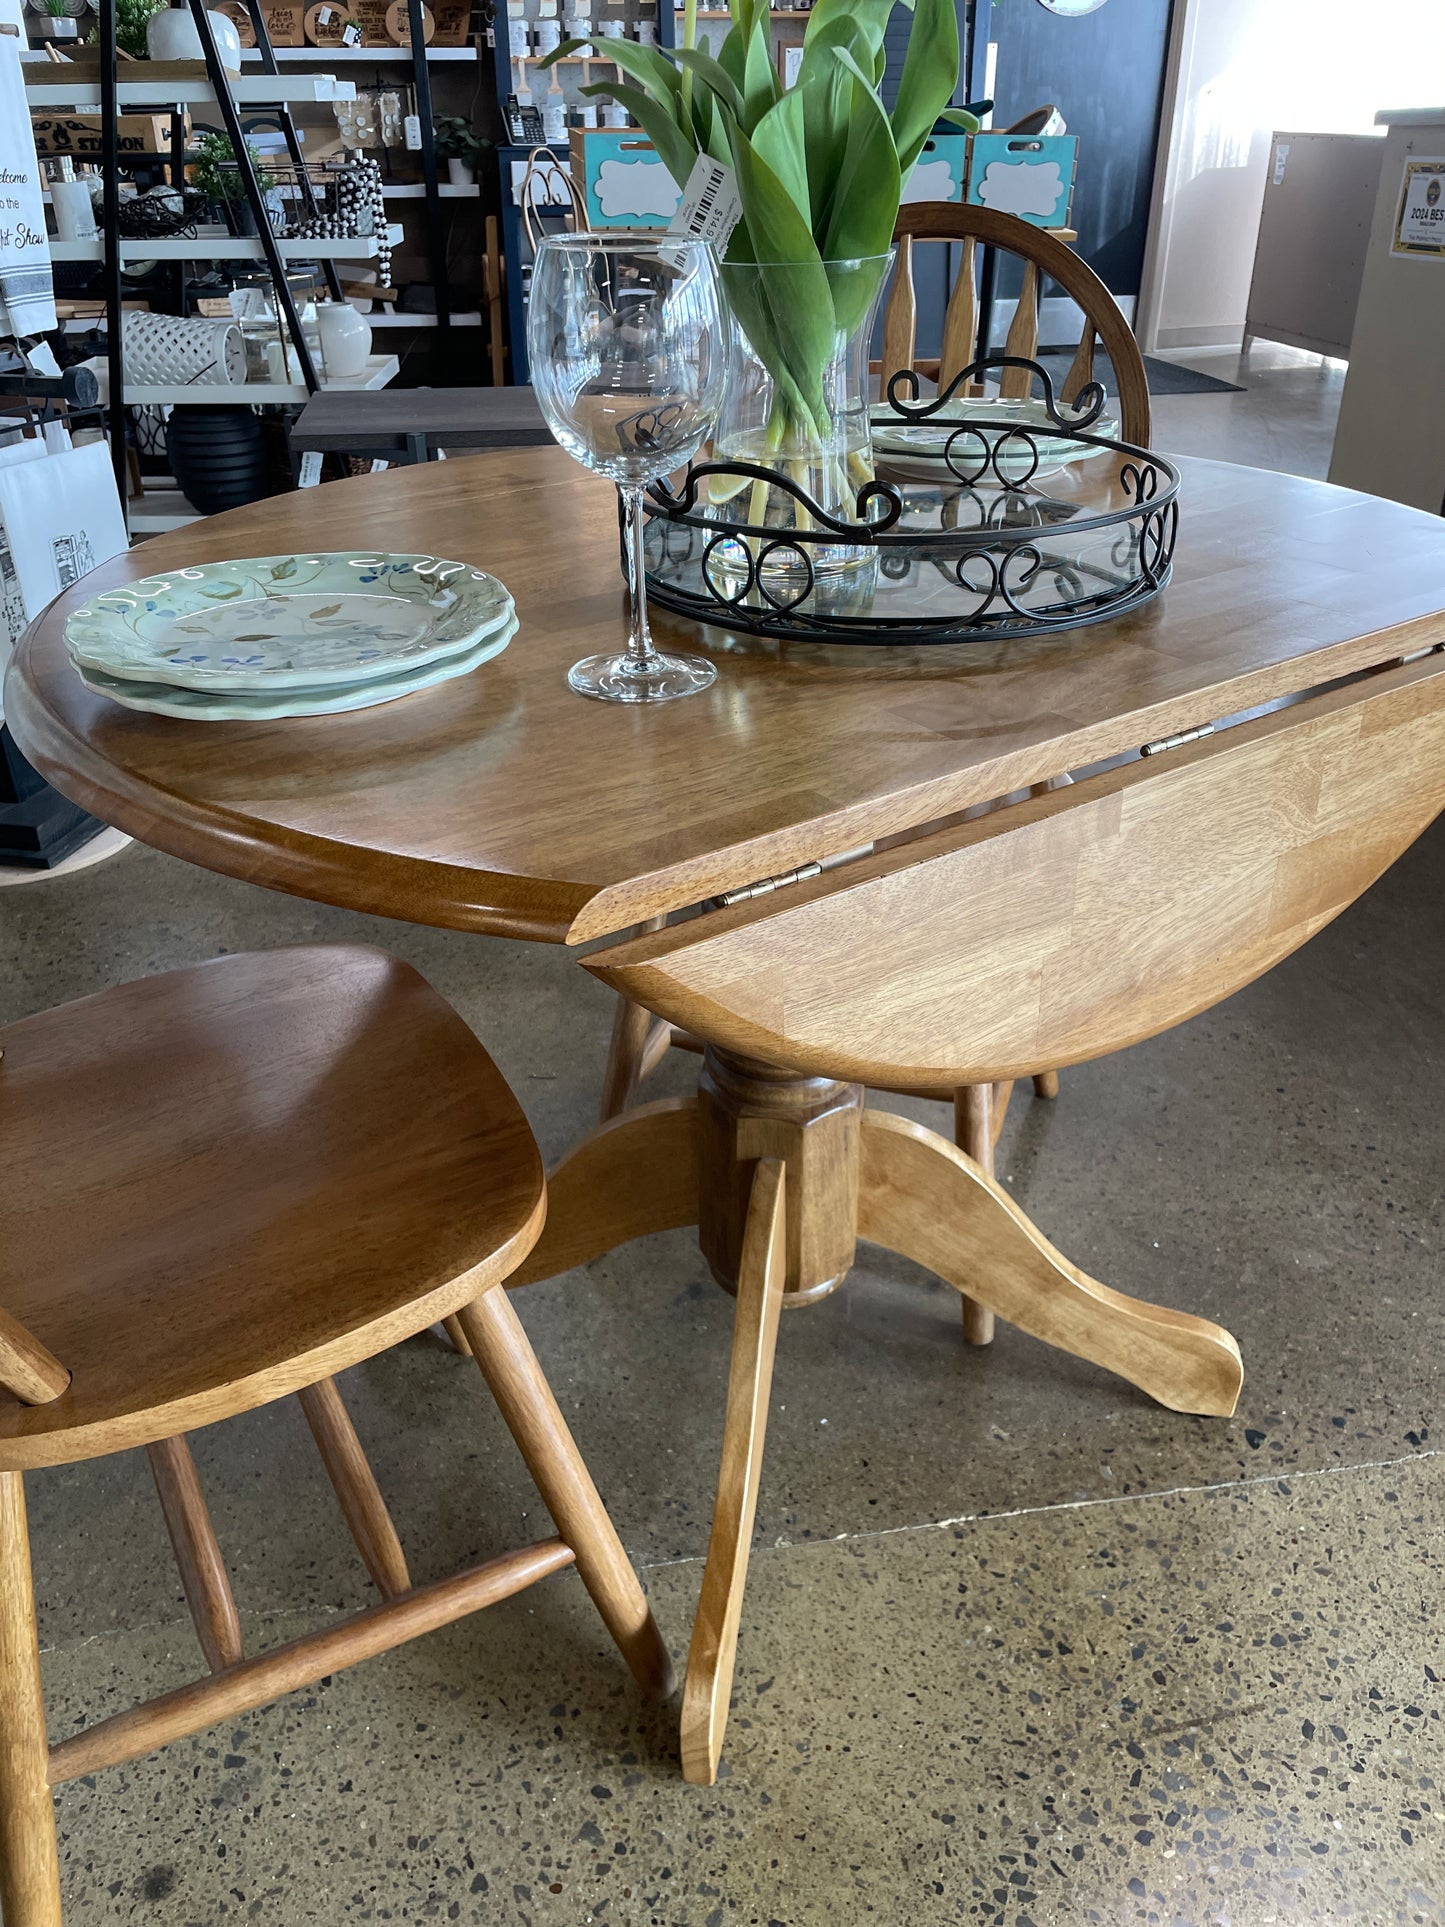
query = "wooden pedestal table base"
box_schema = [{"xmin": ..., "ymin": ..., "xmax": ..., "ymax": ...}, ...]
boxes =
[{"xmin": 511, "ymin": 1050, "xmax": 1243, "ymax": 1785}]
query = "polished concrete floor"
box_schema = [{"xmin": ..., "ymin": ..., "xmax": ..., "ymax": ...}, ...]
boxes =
[
  {"xmin": 4, "ymin": 348, "xmax": 1442, "ymax": 1926},
  {"xmin": 1152, "ymin": 343, "xmax": 1346, "ymax": 482}
]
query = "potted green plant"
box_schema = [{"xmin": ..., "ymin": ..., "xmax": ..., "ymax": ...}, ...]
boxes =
[
  {"xmin": 191, "ymin": 131, "xmax": 276, "ymax": 237},
  {"xmin": 87, "ymin": 0, "xmax": 166, "ymax": 59},
  {"xmin": 433, "ymin": 115, "xmax": 484, "ymax": 188},
  {"xmin": 28, "ymin": 0, "xmax": 81, "ymax": 45},
  {"xmin": 543, "ymin": 0, "xmax": 977, "ymax": 575}
]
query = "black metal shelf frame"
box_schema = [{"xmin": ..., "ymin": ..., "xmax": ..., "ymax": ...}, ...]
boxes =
[{"xmin": 29, "ymin": 4, "xmax": 467, "ymax": 518}]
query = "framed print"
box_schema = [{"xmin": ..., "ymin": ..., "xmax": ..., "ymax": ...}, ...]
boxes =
[
  {"xmin": 776, "ymin": 38, "xmax": 803, "ymax": 88},
  {"xmin": 1392, "ymin": 157, "xmax": 1445, "ymax": 259}
]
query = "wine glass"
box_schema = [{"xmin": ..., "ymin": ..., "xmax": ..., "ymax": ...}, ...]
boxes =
[{"xmin": 528, "ymin": 234, "xmax": 725, "ymax": 702}]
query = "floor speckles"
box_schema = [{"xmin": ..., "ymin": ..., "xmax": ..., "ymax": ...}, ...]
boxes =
[{"xmin": 4, "ymin": 350, "xmax": 1442, "ymax": 1923}]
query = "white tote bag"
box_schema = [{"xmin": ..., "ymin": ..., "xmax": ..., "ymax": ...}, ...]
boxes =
[{"xmin": 0, "ymin": 440, "xmax": 127, "ymax": 711}]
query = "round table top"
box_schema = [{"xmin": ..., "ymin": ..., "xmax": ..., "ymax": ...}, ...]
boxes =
[{"xmin": 9, "ymin": 447, "xmax": 1445, "ymax": 945}]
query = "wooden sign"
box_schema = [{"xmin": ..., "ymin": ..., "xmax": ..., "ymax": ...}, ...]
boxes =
[
  {"xmin": 212, "ymin": 0, "xmax": 258, "ymax": 44},
  {"xmin": 305, "ymin": 1, "xmax": 362, "ymax": 42},
  {"xmin": 261, "ymin": 0, "xmax": 306, "ymax": 42},
  {"xmin": 385, "ymin": 0, "xmax": 434, "ymax": 43},
  {"xmin": 430, "ymin": 0, "xmax": 469, "ymax": 43},
  {"xmin": 31, "ymin": 115, "xmax": 181, "ymax": 158},
  {"xmin": 352, "ymin": 0, "xmax": 390, "ymax": 39}
]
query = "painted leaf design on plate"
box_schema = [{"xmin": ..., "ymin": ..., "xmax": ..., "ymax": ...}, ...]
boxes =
[
  {"xmin": 199, "ymin": 584, "xmax": 243, "ymax": 600},
  {"xmin": 308, "ymin": 604, "xmax": 343, "ymax": 619},
  {"xmin": 270, "ymin": 559, "xmax": 299, "ymax": 580}
]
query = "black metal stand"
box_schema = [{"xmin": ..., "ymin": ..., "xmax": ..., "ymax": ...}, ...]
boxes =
[
  {"xmin": 97, "ymin": 0, "xmax": 128, "ymax": 515},
  {"xmin": 185, "ymin": 0, "xmax": 321, "ymax": 391},
  {"xmin": 407, "ymin": 0, "xmax": 453, "ymax": 362},
  {"xmin": 241, "ymin": 0, "xmax": 345, "ymax": 304},
  {"xmin": 0, "ymin": 731, "xmax": 103, "ymax": 871},
  {"xmin": 2, "ymin": 7, "xmax": 346, "ymax": 864}
]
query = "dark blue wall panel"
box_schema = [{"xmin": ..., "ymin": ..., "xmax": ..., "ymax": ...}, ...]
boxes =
[{"xmin": 985, "ymin": 0, "xmax": 1173, "ymax": 298}]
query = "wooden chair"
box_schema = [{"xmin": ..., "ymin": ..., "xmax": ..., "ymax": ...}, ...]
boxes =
[
  {"xmin": 882, "ymin": 202, "xmax": 1150, "ymax": 443},
  {"xmin": 602, "ymin": 204, "xmax": 1153, "ymax": 1346},
  {"xmin": 0, "ymin": 944, "xmax": 672, "ymax": 1927}
]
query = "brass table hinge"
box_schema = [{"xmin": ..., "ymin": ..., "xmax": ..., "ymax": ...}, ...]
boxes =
[
  {"xmin": 713, "ymin": 860, "xmax": 823, "ymax": 909},
  {"xmin": 1140, "ymin": 721, "xmax": 1216, "ymax": 758}
]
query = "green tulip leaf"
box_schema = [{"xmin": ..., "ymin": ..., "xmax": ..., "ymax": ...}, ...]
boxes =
[
  {"xmin": 890, "ymin": 0, "xmax": 960, "ymax": 174},
  {"xmin": 664, "ymin": 45, "xmax": 745, "ymax": 124},
  {"xmin": 750, "ymin": 88, "xmax": 810, "ymax": 225},
  {"xmin": 579, "ymin": 81, "xmax": 697, "ymax": 188},
  {"xmin": 803, "ymin": 0, "xmax": 900, "ymax": 65},
  {"xmin": 741, "ymin": 0, "xmax": 780, "ymax": 130},
  {"xmin": 725, "ymin": 120, "xmax": 838, "ymax": 433},
  {"xmin": 564, "ymin": 33, "xmax": 681, "ymax": 102}
]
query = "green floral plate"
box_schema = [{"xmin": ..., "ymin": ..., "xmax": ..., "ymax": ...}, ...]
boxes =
[
  {"xmin": 65, "ymin": 553, "xmax": 513, "ymax": 691},
  {"xmin": 76, "ymin": 613, "xmax": 518, "ymax": 721},
  {"xmin": 873, "ymin": 395, "xmax": 1120, "ymax": 478}
]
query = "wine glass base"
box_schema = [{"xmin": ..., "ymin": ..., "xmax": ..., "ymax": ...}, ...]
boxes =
[{"xmin": 568, "ymin": 650, "xmax": 717, "ymax": 704}]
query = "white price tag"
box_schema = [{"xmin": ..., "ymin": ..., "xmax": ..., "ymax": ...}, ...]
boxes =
[
  {"xmin": 403, "ymin": 112, "xmax": 422, "ymax": 150},
  {"xmin": 298, "ymin": 450, "xmax": 324, "ymax": 488},
  {"xmin": 342, "ymin": 19, "xmax": 362, "ymax": 43},
  {"xmin": 22, "ymin": 341, "xmax": 62, "ymax": 380},
  {"xmin": 667, "ymin": 153, "xmax": 742, "ymax": 251},
  {"xmin": 369, "ymin": 458, "xmax": 390, "ymax": 472}
]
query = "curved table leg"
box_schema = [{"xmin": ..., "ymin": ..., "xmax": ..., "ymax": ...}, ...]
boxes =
[
  {"xmin": 681, "ymin": 1159, "xmax": 787, "ymax": 1786},
  {"xmin": 858, "ymin": 1110, "xmax": 1242, "ymax": 1418},
  {"xmin": 509, "ymin": 1096, "xmax": 700, "ymax": 1289},
  {"xmin": 953, "ymin": 1084, "xmax": 999, "ymax": 1349}
]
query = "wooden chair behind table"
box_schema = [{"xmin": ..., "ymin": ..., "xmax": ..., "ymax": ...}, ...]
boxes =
[
  {"xmin": 602, "ymin": 202, "xmax": 1153, "ymax": 1347},
  {"xmin": 0, "ymin": 944, "xmax": 672, "ymax": 1927}
]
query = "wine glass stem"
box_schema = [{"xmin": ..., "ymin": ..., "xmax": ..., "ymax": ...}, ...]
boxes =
[{"xmin": 621, "ymin": 484, "xmax": 659, "ymax": 672}]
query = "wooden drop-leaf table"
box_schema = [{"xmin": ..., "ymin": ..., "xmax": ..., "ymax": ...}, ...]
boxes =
[{"xmin": 11, "ymin": 447, "xmax": 1445, "ymax": 1786}]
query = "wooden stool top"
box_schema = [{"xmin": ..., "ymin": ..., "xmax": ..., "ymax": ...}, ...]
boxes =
[{"xmin": 0, "ymin": 946, "xmax": 543, "ymax": 1467}]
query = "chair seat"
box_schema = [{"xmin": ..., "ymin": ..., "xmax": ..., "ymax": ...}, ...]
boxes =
[{"xmin": 0, "ymin": 946, "xmax": 544, "ymax": 1468}]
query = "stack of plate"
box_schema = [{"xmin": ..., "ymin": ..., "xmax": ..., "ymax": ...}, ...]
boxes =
[
  {"xmin": 874, "ymin": 394, "xmax": 1120, "ymax": 484},
  {"xmin": 64, "ymin": 552, "xmax": 517, "ymax": 720}
]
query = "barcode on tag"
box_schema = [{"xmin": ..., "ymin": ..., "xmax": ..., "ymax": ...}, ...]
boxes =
[
  {"xmin": 298, "ymin": 450, "xmax": 324, "ymax": 488},
  {"xmin": 667, "ymin": 153, "xmax": 742, "ymax": 251}
]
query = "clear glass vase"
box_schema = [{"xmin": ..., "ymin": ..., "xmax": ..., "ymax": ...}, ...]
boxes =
[{"xmin": 705, "ymin": 252, "xmax": 892, "ymax": 585}]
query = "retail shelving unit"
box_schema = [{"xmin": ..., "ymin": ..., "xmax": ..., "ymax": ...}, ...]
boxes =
[{"xmin": 489, "ymin": 0, "xmax": 675, "ymax": 382}]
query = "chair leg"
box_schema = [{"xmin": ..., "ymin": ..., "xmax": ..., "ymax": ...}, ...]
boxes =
[
  {"xmin": 298, "ymin": 1379, "xmax": 411, "ymax": 1601},
  {"xmin": 0, "ymin": 1471, "xmax": 62, "ymax": 1927},
  {"xmin": 454, "ymin": 1287, "xmax": 675, "ymax": 1701},
  {"xmin": 953, "ymin": 1085, "xmax": 997, "ymax": 1346},
  {"xmin": 146, "ymin": 1436, "xmax": 243, "ymax": 1673},
  {"xmin": 440, "ymin": 1315, "xmax": 472, "ymax": 1356}
]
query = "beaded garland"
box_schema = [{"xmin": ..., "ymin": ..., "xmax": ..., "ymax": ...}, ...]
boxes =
[{"xmin": 290, "ymin": 159, "xmax": 390, "ymax": 286}]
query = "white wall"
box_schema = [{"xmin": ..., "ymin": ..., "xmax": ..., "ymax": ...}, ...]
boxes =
[{"xmin": 1137, "ymin": 0, "xmax": 1445, "ymax": 352}]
